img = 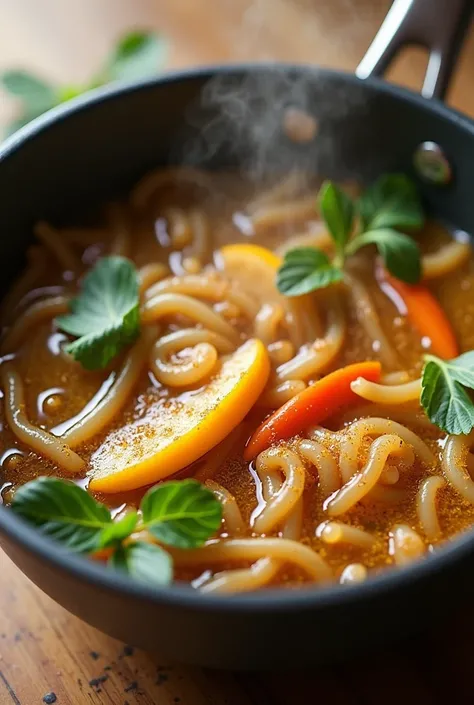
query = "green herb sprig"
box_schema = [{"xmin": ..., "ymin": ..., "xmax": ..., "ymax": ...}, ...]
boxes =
[
  {"xmin": 55, "ymin": 255, "xmax": 140, "ymax": 370},
  {"xmin": 1, "ymin": 31, "xmax": 167, "ymax": 138},
  {"xmin": 277, "ymin": 174, "xmax": 424, "ymax": 296},
  {"xmin": 11, "ymin": 477, "xmax": 222, "ymax": 586},
  {"xmin": 421, "ymin": 351, "xmax": 474, "ymax": 435}
]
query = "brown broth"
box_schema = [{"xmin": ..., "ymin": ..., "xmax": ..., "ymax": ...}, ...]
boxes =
[{"xmin": 1, "ymin": 171, "xmax": 474, "ymax": 589}]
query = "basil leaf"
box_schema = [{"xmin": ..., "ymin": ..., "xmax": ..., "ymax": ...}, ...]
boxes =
[
  {"xmin": 109, "ymin": 541, "xmax": 172, "ymax": 586},
  {"xmin": 421, "ymin": 355, "xmax": 474, "ymax": 435},
  {"xmin": 277, "ymin": 247, "xmax": 343, "ymax": 296},
  {"xmin": 107, "ymin": 32, "xmax": 167, "ymax": 83},
  {"xmin": 2, "ymin": 32, "xmax": 166, "ymax": 138},
  {"xmin": 141, "ymin": 479, "xmax": 222, "ymax": 549},
  {"xmin": 358, "ymin": 173, "xmax": 424, "ymax": 232},
  {"xmin": 319, "ymin": 181, "xmax": 354, "ymax": 256},
  {"xmin": 1, "ymin": 71, "xmax": 58, "ymax": 137},
  {"xmin": 1, "ymin": 71, "xmax": 56, "ymax": 111},
  {"xmin": 11, "ymin": 477, "xmax": 112, "ymax": 553},
  {"xmin": 347, "ymin": 228, "xmax": 421, "ymax": 284},
  {"xmin": 56, "ymin": 256, "xmax": 140, "ymax": 370},
  {"xmin": 99, "ymin": 510, "xmax": 138, "ymax": 549},
  {"xmin": 445, "ymin": 351, "xmax": 474, "ymax": 387}
]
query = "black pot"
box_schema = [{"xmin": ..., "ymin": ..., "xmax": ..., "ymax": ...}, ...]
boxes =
[{"xmin": 0, "ymin": 0, "xmax": 473, "ymax": 669}]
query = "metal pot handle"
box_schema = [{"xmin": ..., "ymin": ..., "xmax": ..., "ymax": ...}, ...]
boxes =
[{"xmin": 356, "ymin": 0, "xmax": 473, "ymax": 101}]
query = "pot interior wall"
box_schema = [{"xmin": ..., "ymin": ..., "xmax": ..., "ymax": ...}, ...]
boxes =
[{"xmin": 0, "ymin": 67, "xmax": 473, "ymax": 294}]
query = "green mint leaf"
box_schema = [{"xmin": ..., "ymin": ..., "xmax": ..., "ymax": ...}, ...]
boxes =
[
  {"xmin": 421, "ymin": 355, "xmax": 474, "ymax": 435},
  {"xmin": 141, "ymin": 479, "xmax": 222, "ymax": 549},
  {"xmin": 106, "ymin": 31, "xmax": 167, "ymax": 83},
  {"xmin": 2, "ymin": 32, "xmax": 168, "ymax": 140},
  {"xmin": 1, "ymin": 70, "xmax": 56, "ymax": 112},
  {"xmin": 319, "ymin": 181, "xmax": 354, "ymax": 257},
  {"xmin": 99, "ymin": 510, "xmax": 138, "ymax": 548},
  {"xmin": 56, "ymin": 256, "xmax": 140, "ymax": 370},
  {"xmin": 445, "ymin": 351, "xmax": 474, "ymax": 388},
  {"xmin": 358, "ymin": 173, "xmax": 424, "ymax": 232},
  {"xmin": 2, "ymin": 71, "xmax": 58, "ymax": 138},
  {"xmin": 277, "ymin": 247, "xmax": 343, "ymax": 296},
  {"xmin": 109, "ymin": 541, "xmax": 172, "ymax": 586},
  {"xmin": 11, "ymin": 477, "xmax": 112, "ymax": 553},
  {"xmin": 347, "ymin": 228, "xmax": 421, "ymax": 284}
]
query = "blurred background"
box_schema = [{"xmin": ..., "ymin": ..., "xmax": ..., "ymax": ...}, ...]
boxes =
[{"xmin": 0, "ymin": 0, "xmax": 474, "ymax": 135}]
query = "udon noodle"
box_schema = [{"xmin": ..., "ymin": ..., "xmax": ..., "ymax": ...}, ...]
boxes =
[{"xmin": 1, "ymin": 167, "xmax": 474, "ymax": 593}]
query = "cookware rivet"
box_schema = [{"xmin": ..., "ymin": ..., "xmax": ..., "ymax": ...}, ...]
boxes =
[{"xmin": 413, "ymin": 142, "xmax": 452, "ymax": 184}]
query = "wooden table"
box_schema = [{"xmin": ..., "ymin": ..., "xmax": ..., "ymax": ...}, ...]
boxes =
[{"xmin": 1, "ymin": 1, "xmax": 474, "ymax": 703}]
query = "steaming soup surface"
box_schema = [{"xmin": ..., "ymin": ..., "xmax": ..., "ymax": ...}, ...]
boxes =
[{"xmin": 2, "ymin": 168, "xmax": 474, "ymax": 591}]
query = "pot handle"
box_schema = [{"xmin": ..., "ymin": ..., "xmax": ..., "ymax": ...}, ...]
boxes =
[{"xmin": 356, "ymin": 0, "xmax": 473, "ymax": 101}]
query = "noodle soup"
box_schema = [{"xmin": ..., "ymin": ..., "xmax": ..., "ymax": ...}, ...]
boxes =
[{"xmin": 1, "ymin": 167, "xmax": 474, "ymax": 593}]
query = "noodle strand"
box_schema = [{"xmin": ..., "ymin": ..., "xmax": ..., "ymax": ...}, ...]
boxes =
[
  {"xmin": 254, "ymin": 447, "xmax": 305, "ymax": 534},
  {"xmin": 58, "ymin": 326, "xmax": 158, "ymax": 447},
  {"xmin": 326, "ymin": 435, "xmax": 415, "ymax": 516},
  {"xmin": 1, "ymin": 296, "xmax": 69, "ymax": 354},
  {"xmin": 1, "ymin": 363, "xmax": 84, "ymax": 473},
  {"xmin": 417, "ymin": 475, "xmax": 445, "ymax": 540},
  {"xmin": 171, "ymin": 538, "xmax": 332, "ymax": 582},
  {"xmin": 350, "ymin": 378, "xmax": 421, "ymax": 404},
  {"xmin": 277, "ymin": 291, "xmax": 345, "ymax": 381},
  {"xmin": 150, "ymin": 328, "xmax": 233, "ymax": 387},
  {"xmin": 141, "ymin": 292, "xmax": 239, "ymax": 343},
  {"xmin": 390, "ymin": 524, "xmax": 425, "ymax": 566},
  {"xmin": 442, "ymin": 431, "xmax": 474, "ymax": 504}
]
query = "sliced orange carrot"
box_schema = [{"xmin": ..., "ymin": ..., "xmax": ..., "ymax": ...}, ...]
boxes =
[
  {"xmin": 382, "ymin": 272, "xmax": 458, "ymax": 360},
  {"xmin": 89, "ymin": 339, "xmax": 270, "ymax": 493},
  {"xmin": 244, "ymin": 360, "xmax": 381, "ymax": 460}
]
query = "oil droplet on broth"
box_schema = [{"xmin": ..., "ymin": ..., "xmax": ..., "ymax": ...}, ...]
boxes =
[
  {"xmin": 37, "ymin": 387, "xmax": 65, "ymax": 420},
  {"xmin": 1, "ymin": 448, "xmax": 25, "ymax": 472}
]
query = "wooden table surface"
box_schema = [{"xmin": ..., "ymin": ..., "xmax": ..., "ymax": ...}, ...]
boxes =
[{"xmin": 1, "ymin": 1, "xmax": 474, "ymax": 703}]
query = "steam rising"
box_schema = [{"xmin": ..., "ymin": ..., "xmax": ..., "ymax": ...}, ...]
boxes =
[
  {"xmin": 180, "ymin": 67, "xmax": 367, "ymax": 184},
  {"xmin": 172, "ymin": 0, "xmax": 378, "ymax": 186}
]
